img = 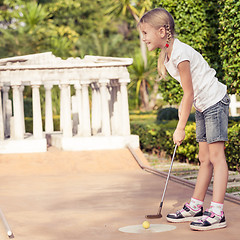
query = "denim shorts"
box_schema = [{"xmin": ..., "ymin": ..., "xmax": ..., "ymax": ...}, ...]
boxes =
[{"xmin": 195, "ymin": 94, "xmax": 230, "ymax": 143}]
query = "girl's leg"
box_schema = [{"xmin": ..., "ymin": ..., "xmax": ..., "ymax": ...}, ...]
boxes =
[
  {"xmin": 190, "ymin": 141, "xmax": 228, "ymax": 230},
  {"xmin": 192, "ymin": 142, "xmax": 213, "ymax": 201},
  {"xmin": 208, "ymin": 141, "xmax": 228, "ymax": 203},
  {"xmin": 166, "ymin": 141, "xmax": 212, "ymax": 223}
]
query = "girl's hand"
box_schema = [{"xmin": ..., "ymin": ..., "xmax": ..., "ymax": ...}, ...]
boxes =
[{"xmin": 173, "ymin": 128, "xmax": 185, "ymax": 146}]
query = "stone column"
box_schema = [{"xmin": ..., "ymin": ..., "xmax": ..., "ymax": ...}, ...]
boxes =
[
  {"xmin": 91, "ymin": 82, "xmax": 101, "ymax": 135},
  {"xmin": 74, "ymin": 83, "xmax": 82, "ymax": 136},
  {"xmin": 79, "ymin": 82, "xmax": 91, "ymax": 137},
  {"xmin": 19, "ymin": 85, "xmax": 25, "ymax": 134},
  {"xmin": 5, "ymin": 99, "xmax": 12, "ymax": 138},
  {"xmin": 109, "ymin": 80, "xmax": 119, "ymax": 135},
  {"xmin": 229, "ymin": 95, "xmax": 237, "ymax": 116},
  {"xmin": 2, "ymin": 86, "xmax": 10, "ymax": 137},
  {"xmin": 60, "ymin": 85, "xmax": 63, "ymax": 131},
  {"xmin": 99, "ymin": 79, "xmax": 111, "ymax": 136},
  {"xmin": 12, "ymin": 84, "xmax": 24, "ymax": 139},
  {"xmin": 44, "ymin": 83, "xmax": 54, "ymax": 133},
  {"xmin": 32, "ymin": 84, "xmax": 43, "ymax": 139},
  {"xmin": 71, "ymin": 95, "xmax": 78, "ymax": 135},
  {"xmin": 60, "ymin": 84, "xmax": 72, "ymax": 137},
  {"xmin": 0, "ymin": 85, "xmax": 4, "ymax": 140},
  {"xmin": 119, "ymin": 80, "xmax": 130, "ymax": 135},
  {"xmin": 115, "ymin": 84, "xmax": 122, "ymax": 135}
]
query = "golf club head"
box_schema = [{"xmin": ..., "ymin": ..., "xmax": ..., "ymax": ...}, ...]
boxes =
[{"xmin": 145, "ymin": 213, "xmax": 162, "ymax": 219}]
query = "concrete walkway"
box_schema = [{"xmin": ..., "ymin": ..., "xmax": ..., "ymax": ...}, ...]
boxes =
[{"xmin": 0, "ymin": 147, "xmax": 239, "ymax": 240}]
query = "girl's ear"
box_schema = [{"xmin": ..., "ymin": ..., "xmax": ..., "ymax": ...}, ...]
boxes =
[{"xmin": 158, "ymin": 27, "xmax": 166, "ymax": 38}]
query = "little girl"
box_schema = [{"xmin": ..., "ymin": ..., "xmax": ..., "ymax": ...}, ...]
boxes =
[{"xmin": 138, "ymin": 8, "xmax": 230, "ymax": 231}]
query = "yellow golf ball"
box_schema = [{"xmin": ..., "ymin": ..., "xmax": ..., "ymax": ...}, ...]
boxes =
[{"xmin": 142, "ymin": 220, "xmax": 150, "ymax": 229}]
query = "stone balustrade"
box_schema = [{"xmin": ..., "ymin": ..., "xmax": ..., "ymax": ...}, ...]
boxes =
[
  {"xmin": 0, "ymin": 52, "xmax": 139, "ymax": 153},
  {"xmin": 229, "ymin": 95, "xmax": 240, "ymax": 117}
]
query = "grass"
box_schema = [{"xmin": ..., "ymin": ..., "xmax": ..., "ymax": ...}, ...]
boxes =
[
  {"xmin": 146, "ymin": 153, "xmax": 199, "ymax": 172},
  {"xmin": 129, "ymin": 110, "xmax": 157, "ymax": 124},
  {"xmin": 226, "ymin": 187, "xmax": 240, "ymax": 194}
]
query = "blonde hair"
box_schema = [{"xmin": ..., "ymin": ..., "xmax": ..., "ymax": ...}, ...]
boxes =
[{"xmin": 139, "ymin": 8, "xmax": 175, "ymax": 79}]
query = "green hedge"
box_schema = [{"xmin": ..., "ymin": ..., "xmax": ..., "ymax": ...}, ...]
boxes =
[
  {"xmin": 152, "ymin": 0, "xmax": 222, "ymax": 104},
  {"xmin": 131, "ymin": 121, "xmax": 240, "ymax": 171},
  {"xmin": 130, "ymin": 120, "xmax": 177, "ymax": 155},
  {"xmin": 153, "ymin": 0, "xmax": 240, "ymax": 101},
  {"xmin": 157, "ymin": 107, "xmax": 178, "ymax": 122},
  {"xmin": 225, "ymin": 123, "xmax": 240, "ymax": 171},
  {"xmin": 218, "ymin": 0, "xmax": 240, "ymax": 94}
]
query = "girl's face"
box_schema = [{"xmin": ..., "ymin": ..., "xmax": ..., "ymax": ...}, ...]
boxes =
[{"xmin": 140, "ymin": 22, "xmax": 165, "ymax": 51}]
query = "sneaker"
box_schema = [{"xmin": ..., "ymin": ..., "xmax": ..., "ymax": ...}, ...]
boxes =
[
  {"xmin": 190, "ymin": 209, "xmax": 227, "ymax": 231},
  {"xmin": 166, "ymin": 203, "xmax": 203, "ymax": 223}
]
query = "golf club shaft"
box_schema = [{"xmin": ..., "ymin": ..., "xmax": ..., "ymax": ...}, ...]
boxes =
[
  {"xmin": 0, "ymin": 208, "xmax": 13, "ymax": 237},
  {"xmin": 159, "ymin": 144, "xmax": 178, "ymax": 209}
]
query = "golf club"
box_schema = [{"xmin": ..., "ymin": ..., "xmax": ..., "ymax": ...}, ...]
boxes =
[
  {"xmin": 0, "ymin": 208, "xmax": 14, "ymax": 238},
  {"xmin": 146, "ymin": 144, "xmax": 178, "ymax": 219}
]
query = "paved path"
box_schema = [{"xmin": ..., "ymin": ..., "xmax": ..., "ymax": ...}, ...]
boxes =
[{"xmin": 0, "ymin": 147, "xmax": 239, "ymax": 240}]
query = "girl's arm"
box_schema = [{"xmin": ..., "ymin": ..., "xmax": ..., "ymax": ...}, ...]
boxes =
[{"xmin": 173, "ymin": 60, "xmax": 194, "ymax": 145}]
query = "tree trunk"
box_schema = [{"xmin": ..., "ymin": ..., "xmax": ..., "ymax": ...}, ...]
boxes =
[
  {"xmin": 148, "ymin": 77, "xmax": 161, "ymax": 109},
  {"xmin": 140, "ymin": 77, "xmax": 161, "ymax": 111},
  {"xmin": 140, "ymin": 79, "xmax": 150, "ymax": 111}
]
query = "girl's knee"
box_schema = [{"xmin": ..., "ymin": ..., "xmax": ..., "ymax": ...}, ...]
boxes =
[
  {"xmin": 209, "ymin": 142, "xmax": 226, "ymax": 165},
  {"xmin": 198, "ymin": 142, "xmax": 211, "ymax": 165},
  {"xmin": 198, "ymin": 151, "xmax": 211, "ymax": 166}
]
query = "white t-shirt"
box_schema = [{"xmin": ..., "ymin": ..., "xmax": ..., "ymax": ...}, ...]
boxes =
[{"xmin": 164, "ymin": 38, "xmax": 227, "ymax": 112}]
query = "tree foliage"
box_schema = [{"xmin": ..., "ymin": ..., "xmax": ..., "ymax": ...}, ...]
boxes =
[
  {"xmin": 0, "ymin": 0, "xmax": 239, "ymax": 110},
  {"xmin": 128, "ymin": 50, "xmax": 158, "ymax": 109},
  {"xmin": 0, "ymin": 0, "xmax": 139, "ymax": 58},
  {"xmin": 218, "ymin": 0, "xmax": 240, "ymax": 94},
  {"xmin": 152, "ymin": 0, "xmax": 222, "ymax": 104}
]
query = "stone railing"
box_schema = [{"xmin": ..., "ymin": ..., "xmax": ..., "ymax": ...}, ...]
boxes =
[
  {"xmin": 0, "ymin": 52, "xmax": 139, "ymax": 153},
  {"xmin": 229, "ymin": 94, "xmax": 240, "ymax": 117}
]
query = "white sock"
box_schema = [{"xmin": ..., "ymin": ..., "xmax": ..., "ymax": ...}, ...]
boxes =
[
  {"xmin": 189, "ymin": 197, "xmax": 203, "ymax": 210},
  {"xmin": 210, "ymin": 201, "xmax": 223, "ymax": 216}
]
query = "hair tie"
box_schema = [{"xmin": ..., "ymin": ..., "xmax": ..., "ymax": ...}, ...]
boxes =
[{"xmin": 165, "ymin": 43, "xmax": 169, "ymax": 48}]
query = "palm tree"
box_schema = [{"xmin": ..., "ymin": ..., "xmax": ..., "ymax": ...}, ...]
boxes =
[
  {"xmin": 19, "ymin": 1, "xmax": 50, "ymax": 31},
  {"xmin": 107, "ymin": 0, "xmax": 162, "ymax": 111},
  {"xmin": 128, "ymin": 51, "xmax": 160, "ymax": 111},
  {"xmin": 106, "ymin": 0, "xmax": 152, "ymax": 68}
]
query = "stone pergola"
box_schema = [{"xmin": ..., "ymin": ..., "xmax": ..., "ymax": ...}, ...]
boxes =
[{"xmin": 0, "ymin": 52, "xmax": 139, "ymax": 153}]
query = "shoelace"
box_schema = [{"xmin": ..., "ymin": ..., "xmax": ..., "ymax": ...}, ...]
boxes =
[
  {"xmin": 176, "ymin": 210, "xmax": 182, "ymax": 216},
  {"xmin": 197, "ymin": 210, "xmax": 213, "ymax": 222},
  {"xmin": 198, "ymin": 215, "xmax": 209, "ymax": 222}
]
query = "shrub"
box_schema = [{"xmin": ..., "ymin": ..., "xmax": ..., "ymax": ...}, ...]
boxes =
[
  {"xmin": 157, "ymin": 107, "xmax": 178, "ymax": 122},
  {"xmin": 24, "ymin": 115, "xmax": 60, "ymax": 133},
  {"xmin": 218, "ymin": 0, "xmax": 240, "ymax": 94},
  {"xmin": 130, "ymin": 123, "xmax": 156, "ymax": 152},
  {"xmin": 24, "ymin": 98, "xmax": 33, "ymax": 117},
  {"xmin": 130, "ymin": 121, "xmax": 173, "ymax": 154},
  {"xmin": 177, "ymin": 123, "xmax": 199, "ymax": 164},
  {"xmin": 225, "ymin": 123, "xmax": 240, "ymax": 171},
  {"xmin": 25, "ymin": 117, "xmax": 33, "ymax": 133},
  {"xmin": 153, "ymin": 0, "xmax": 222, "ymax": 104},
  {"xmin": 131, "ymin": 120, "xmax": 240, "ymax": 171},
  {"xmin": 229, "ymin": 116, "xmax": 240, "ymax": 127}
]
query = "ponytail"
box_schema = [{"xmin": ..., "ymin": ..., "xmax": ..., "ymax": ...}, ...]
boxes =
[
  {"xmin": 158, "ymin": 24, "xmax": 172, "ymax": 79},
  {"xmin": 158, "ymin": 48, "xmax": 167, "ymax": 78}
]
